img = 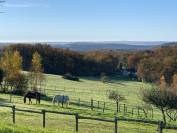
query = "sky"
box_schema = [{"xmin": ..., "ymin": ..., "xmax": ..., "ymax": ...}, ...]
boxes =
[{"xmin": 0, "ymin": 0, "xmax": 177, "ymax": 42}]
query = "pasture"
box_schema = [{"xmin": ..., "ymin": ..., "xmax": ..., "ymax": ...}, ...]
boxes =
[
  {"xmin": 45, "ymin": 74, "xmax": 151, "ymax": 104},
  {"xmin": 0, "ymin": 74, "xmax": 176, "ymax": 133}
]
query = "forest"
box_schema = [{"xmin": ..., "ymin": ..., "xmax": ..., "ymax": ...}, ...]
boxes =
[{"xmin": 4, "ymin": 43, "xmax": 177, "ymax": 85}]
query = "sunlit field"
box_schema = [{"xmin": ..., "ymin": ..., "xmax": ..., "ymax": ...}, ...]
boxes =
[{"xmin": 0, "ymin": 74, "xmax": 176, "ymax": 133}]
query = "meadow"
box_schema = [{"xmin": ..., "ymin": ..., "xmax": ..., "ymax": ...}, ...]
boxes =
[{"xmin": 0, "ymin": 74, "xmax": 176, "ymax": 133}]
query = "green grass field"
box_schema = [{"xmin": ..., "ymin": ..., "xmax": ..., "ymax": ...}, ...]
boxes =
[
  {"xmin": 0, "ymin": 74, "xmax": 176, "ymax": 133},
  {"xmin": 45, "ymin": 74, "xmax": 151, "ymax": 103}
]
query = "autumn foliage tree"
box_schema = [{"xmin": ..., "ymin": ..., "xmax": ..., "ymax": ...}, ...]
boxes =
[
  {"xmin": 0, "ymin": 50, "xmax": 28, "ymax": 94},
  {"xmin": 29, "ymin": 52, "xmax": 45, "ymax": 92},
  {"xmin": 1, "ymin": 50, "xmax": 22, "ymax": 83},
  {"xmin": 159, "ymin": 75, "xmax": 167, "ymax": 90},
  {"xmin": 172, "ymin": 74, "xmax": 177, "ymax": 91},
  {"xmin": 127, "ymin": 54, "xmax": 140, "ymax": 69},
  {"xmin": 161, "ymin": 56, "xmax": 177, "ymax": 84},
  {"xmin": 137, "ymin": 57, "xmax": 162, "ymax": 82}
]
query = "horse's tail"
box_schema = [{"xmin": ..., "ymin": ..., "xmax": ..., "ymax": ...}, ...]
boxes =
[{"xmin": 36, "ymin": 92, "xmax": 41, "ymax": 104}]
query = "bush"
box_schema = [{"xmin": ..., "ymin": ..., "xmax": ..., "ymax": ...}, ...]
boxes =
[
  {"xmin": 62, "ymin": 73, "xmax": 79, "ymax": 81},
  {"xmin": 13, "ymin": 73, "xmax": 28, "ymax": 95},
  {"xmin": 4, "ymin": 73, "xmax": 28, "ymax": 95},
  {"xmin": 100, "ymin": 72, "xmax": 109, "ymax": 83}
]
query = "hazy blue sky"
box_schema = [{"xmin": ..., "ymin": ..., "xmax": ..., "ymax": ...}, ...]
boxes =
[{"xmin": 0, "ymin": 0, "xmax": 177, "ymax": 42}]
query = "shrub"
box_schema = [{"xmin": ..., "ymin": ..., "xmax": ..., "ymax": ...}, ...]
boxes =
[
  {"xmin": 5, "ymin": 73, "xmax": 28, "ymax": 95},
  {"xmin": 100, "ymin": 72, "xmax": 109, "ymax": 83},
  {"xmin": 62, "ymin": 73, "xmax": 79, "ymax": 81}
]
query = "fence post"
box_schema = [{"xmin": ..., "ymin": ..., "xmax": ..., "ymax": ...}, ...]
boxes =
[
  {"xmin": 62, "ymin": 96, "xmax": 64, "ymax": 108},
  {"xmin": 103, "ymin": 102, "xmax": 105, "ymax": 113},
  {"xmin": 119, "ymin": 104, "xmax": 121, "ymax": 112},
  {"xmin": 138, "ymin": 106, "xmax": 140, "ymax": 116},
  {"xmin": 91, "ymin": 98, "xmax": 93, "ymax": 111},
  {"xmin": 75, "ymin": 113, "xmax": 79, "ymax": 132},
  {"xmin": 114, "ymin": 117, "xmax": 118, "ymax": 133},
  {"xmin": 78, "ymin": 98, "xmax": 80, "ymax": 107},
  {"xmin": 152, "ymin": 109, "xmax": 154, "ymax": 119},
  {"xmin": 98, "ymin": 101, "xmax": 100, "ymax": 108},
  {"xmin": 10, "ymin": 93, "xmax": 12, "ymax": 103},
  {"xmin": 132, "ymin": 108, "xmax": 134, "ymax": 116},
  {"xmin": 12, "ymin": 105, "xmax": 15, "ymax": 124},
  {"xmin": 42, "ymin": 110, "xmax": 46, "ymax": 128},
  {"xmin": 157, "ymin": 121, "xmax": 163, "ymax": 133},
  {"xmin": 124, "ymin": 104, "xmax": 126, "ymax": 115}
]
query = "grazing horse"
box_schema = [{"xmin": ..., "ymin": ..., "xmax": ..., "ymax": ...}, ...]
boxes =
[
  {"xmin": 24, "ymin": 91, "xmax": 41, "ymax": 104},
  {"xmin": 52, "ymin": 95, "xmax": 69, "ymax": 107}
]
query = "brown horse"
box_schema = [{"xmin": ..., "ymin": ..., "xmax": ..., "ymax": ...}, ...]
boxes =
[{"xmin": 24, "ymin": 91, "xmax": 41, "ymax": 104}]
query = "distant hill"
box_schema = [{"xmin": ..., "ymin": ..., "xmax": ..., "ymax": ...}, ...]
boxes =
[
  {"xmin": 161, "ymin": 42, "xmax": 177, "ymax": 47},
  {"xmin": 0, "ymin": 41, "xmax": 171, "ymax": 51},
  {"xmin": 50, "ymin": 41, "xmax": 166, "ymax": 51}
]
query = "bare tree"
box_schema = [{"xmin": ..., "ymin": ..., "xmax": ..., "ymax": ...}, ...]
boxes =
[
  {"xmin": 108, "ymin": 90, "xmax": 125, "ymax": 113},
  {"xmin": 139, "ymin": 103, "xmax": 153, "ymax": 118},
  {"xmin": 142, "ymin": 87, "xmax": 177, "ymax": 125}
]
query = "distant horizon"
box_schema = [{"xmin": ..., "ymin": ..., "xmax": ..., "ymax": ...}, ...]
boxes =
[
  {"xmin": 0, "ymin": 40, "xmax": 170, "ymax": 43},
  {"xmin": 0, "ymin": 40, "xmax": 171, "ymax": 46}
]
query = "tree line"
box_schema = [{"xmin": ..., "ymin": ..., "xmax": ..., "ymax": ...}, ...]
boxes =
[
  {"xmin": 128, "ymin": 45, "xmax": 177, "ymax": 84},
  {"xmin": 7, "ymin": 44, "xmax": 128, "ymax": 76},
  {"xmin": 2, "ymin": 43, "xmax": 177, "ymax": 85}
]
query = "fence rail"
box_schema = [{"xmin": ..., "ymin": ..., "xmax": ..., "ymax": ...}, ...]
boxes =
[
  {"xmin": 78, "ymin": 115, "xmax": 115, "ymax": 123},
  {"xmin": 1, "ymin": 104, "xmax": 176, "ymax": 133},
  {"xmin": 41, "ymin": 87, "xmax": 159, "ymax": 119},
  {"xmin": 69, "ymin": 97, "xmax": 156, "ymax": 119},
  {"xmin": 0, "ymin": 86, "xmax": 158, "ymax": 119}
]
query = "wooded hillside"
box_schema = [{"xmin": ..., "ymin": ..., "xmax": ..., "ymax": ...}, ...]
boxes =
[{"xmin": 6, "ymin": 43, "xmax": 177, "ymax": 84}]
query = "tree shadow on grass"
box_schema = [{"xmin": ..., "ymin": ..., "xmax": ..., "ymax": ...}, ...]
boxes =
[
  {"xmin": 41, "ymin": 95, "xmax": 53, "ymax": 102},
  {"xmin": 0, "ymin": 98, "xmax": 11, "ymax": 107},
  {"xmin": 0, "ymin": 98, "xmax": 9, "ymax": 103},
  {"xmin": 108, "ymin": 81, "xmax": 127, "ymax": 86}
]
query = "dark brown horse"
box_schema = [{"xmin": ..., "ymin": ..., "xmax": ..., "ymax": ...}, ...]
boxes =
[{"xmin": 24, "ymin": 91, "xmax": 41, "ymax": 104}]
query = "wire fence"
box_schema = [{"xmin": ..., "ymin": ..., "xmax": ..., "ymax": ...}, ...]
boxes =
[
  {"xmin": 0, "ymin": 87, "xmax": 160, "ymax": 120},
  {"xmin": 42, "ymin": 88, "xmax": 158, "ymax": 119},
  {"xmin": 0, "ymin": 89, "xmax": 161, "ymax": 119},
  {"xmin": 0, "ymin": 83, "xmax": 159, "ymax": 119}
]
